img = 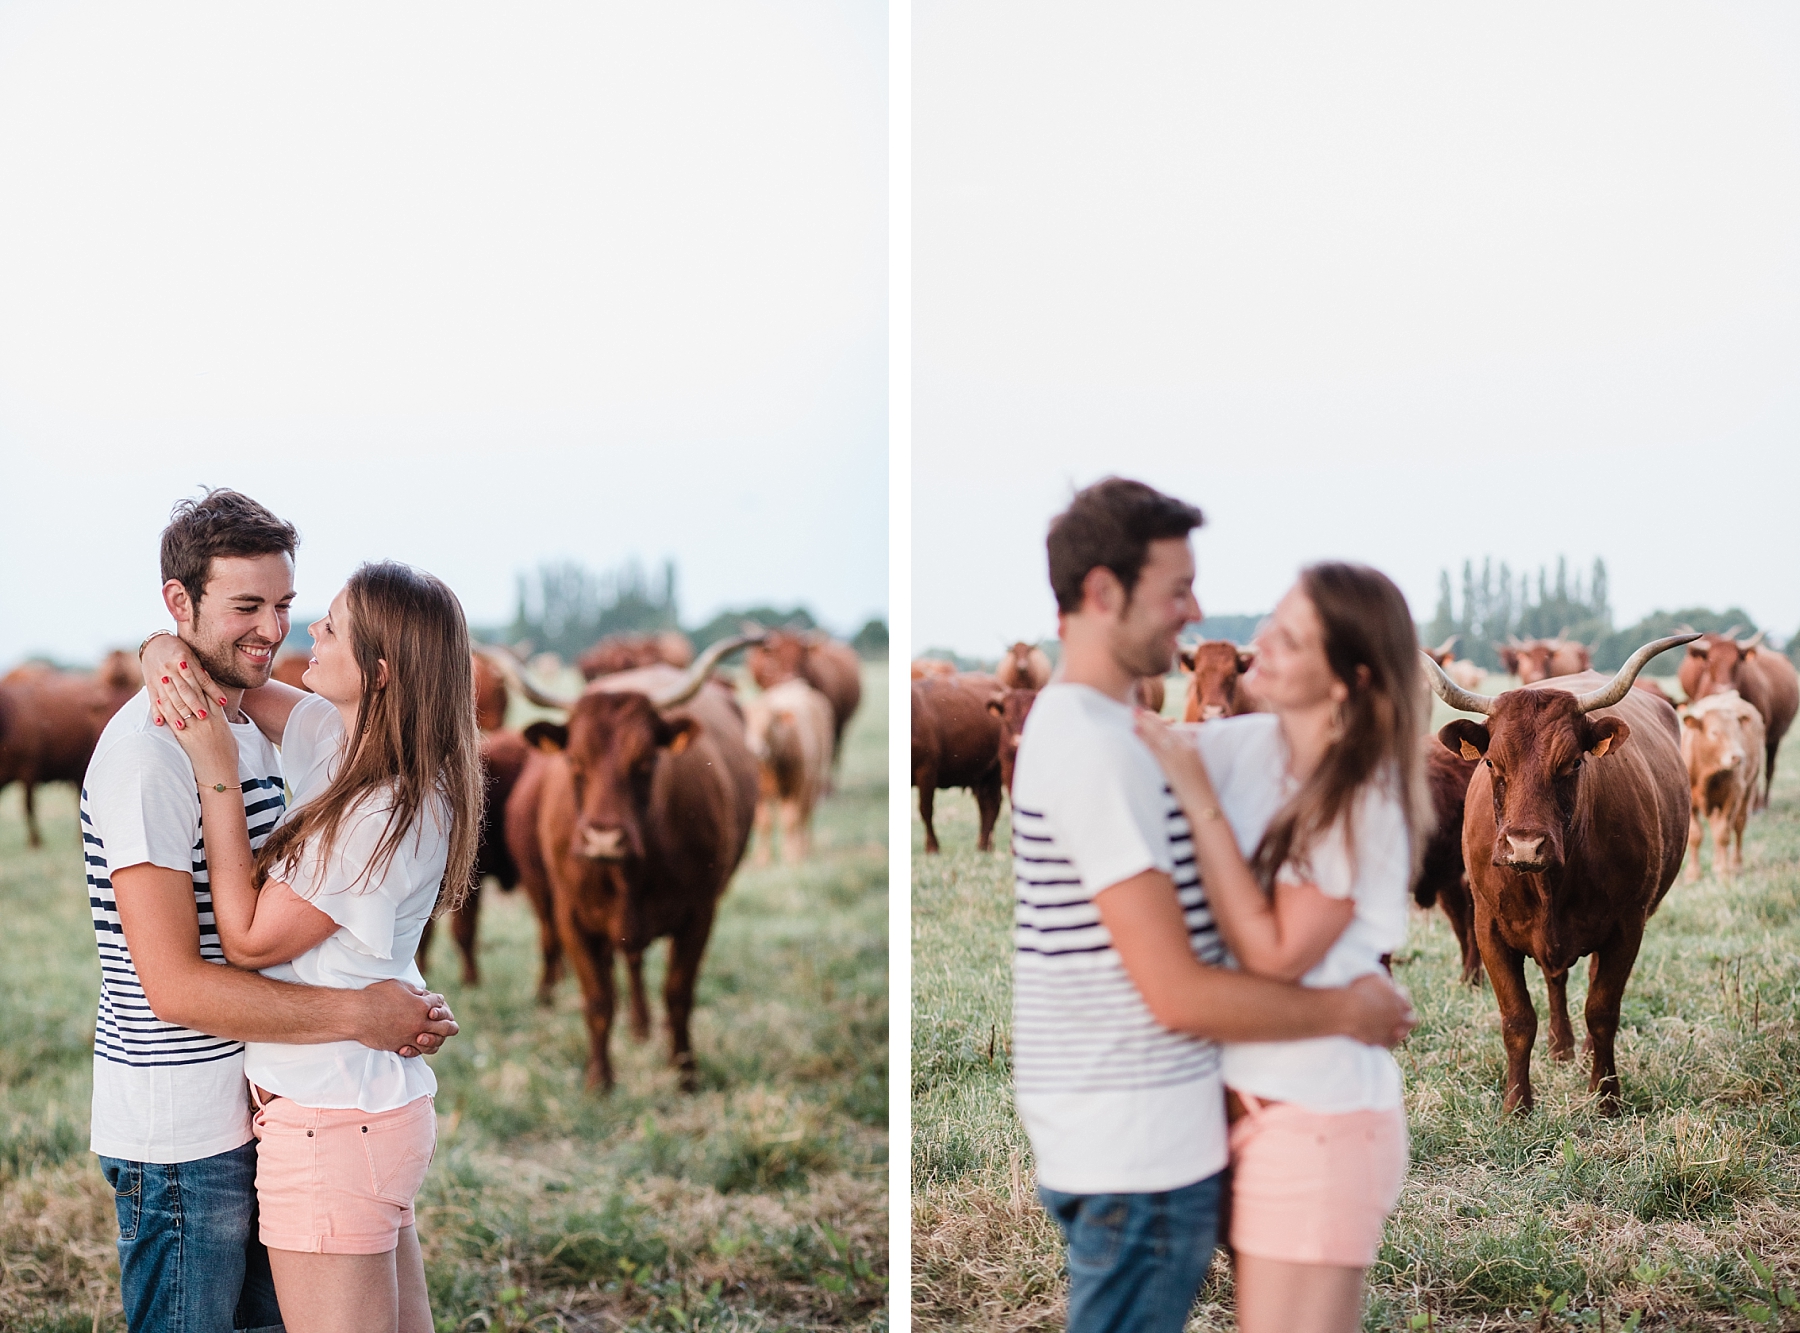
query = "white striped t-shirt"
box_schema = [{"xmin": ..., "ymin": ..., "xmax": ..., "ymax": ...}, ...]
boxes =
[
  {"xmin": 82, "ymin": 690, "xmax": 285, "ymax": 1164},
  {"xmin": 1011, "ymin": 683, "xmax": 1227, "ymax": 1195}
]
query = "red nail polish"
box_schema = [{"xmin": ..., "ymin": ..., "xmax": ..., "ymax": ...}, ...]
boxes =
[
  {"xmin": 179, "ymin": 661, "xmax": 187, "ymax": 668},
  {"xmin": 219, "ymin": 697, "xmax": 227, "ymax": 705},
  {"xmin": 162, "ymin": 676, "xmax": 170, "ymax": 683},
  {"xmin": 196, "ymin": 710, "xmax": 206, "ymax": 720}
]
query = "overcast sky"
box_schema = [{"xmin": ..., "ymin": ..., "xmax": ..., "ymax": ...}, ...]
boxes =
[
  {"xmin": 0, "ymin": 3, "xmax": 885, "ymax": 666},
  {"xmin": 913, "ymin": 3, "xmax": 1800, "ymax": 656}
]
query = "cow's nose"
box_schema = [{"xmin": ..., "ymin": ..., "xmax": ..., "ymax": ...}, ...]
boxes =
[
  {"xmin": 1504, "ymin": 834, "xmax": 1544, "ymax": 863},
  {"xmin": 579, "ymin": 826, "xmax": 627, "ymax": 861},
  {"xmin": 1201, "ymin": 705, "xmax": 1225, "ymax": 721}
]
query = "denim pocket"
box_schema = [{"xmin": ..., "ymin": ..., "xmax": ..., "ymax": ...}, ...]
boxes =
[
  {"xmin": 100, "ymin": 1159, "xmax": 142, "ymax": 1241},
  {"xmin": 1068, "ymin": 1195, "xmax": 1132, "ymax": 1272}
]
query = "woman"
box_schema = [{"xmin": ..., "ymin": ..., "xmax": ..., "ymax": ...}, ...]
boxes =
[
  {"xmin": 1134, "ymin": 562, "xmax": 1432, "ymax": 1333},
  {"xmin": 140, "ymin": 561, "xmax": 482, "ymax": 1333}
]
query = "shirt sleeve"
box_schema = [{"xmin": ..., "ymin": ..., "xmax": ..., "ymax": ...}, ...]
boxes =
[
  {"xmin": 280, "ymin": 693, "xmax": 347, "ymax": 804},
  {"xmin": 1052, "ymin": 731, "xmax": 1174, "ymax": 897},
  {"xmin": 282, "ymin": 796, "xmax": 409, "ymax": 960},
  {"xmin": 87, "ymin": 733, "xmax": 202, "ymax": 877}
]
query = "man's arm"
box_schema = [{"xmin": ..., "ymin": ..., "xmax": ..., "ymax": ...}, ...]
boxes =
[
  {"xmin": 1094, "ymin": 869, "xmax": 1413, "ymax": 1046},
  {"xmin": 113, "ymin": 863, "xmax": 456, "ymax": 1053}
]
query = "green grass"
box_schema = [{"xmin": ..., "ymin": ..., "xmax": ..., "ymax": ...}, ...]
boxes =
[
  {"xmin": 912, "ymin": 720, "xmax": 1800, "ymax": 1332},
  {"xmin": 0, "ymin": 664, "xmax": 888, "ymax": 1332}
]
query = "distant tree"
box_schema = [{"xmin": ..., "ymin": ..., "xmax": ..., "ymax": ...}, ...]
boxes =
[
  {"xmin": 851, "ymin": 618, "xmax": 888, "ymax": 660},
  {"xmin": 1193, "ymin": 614, "xmax": 1262, "ymax": 646},
  {"xmin": 1595, "ymin": 607, "xmax": 1758, "ymax": 675},
  {"xmin": 688, "ymin": 604, "xmax": 817, "ymax": 652},
  {"xmin": 507, "ymin": 558, "xmax": 680, "ymax": 657}
]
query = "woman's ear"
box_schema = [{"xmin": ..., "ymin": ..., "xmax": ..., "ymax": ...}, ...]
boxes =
[{"xmin": 375, "ymin": 659, "xmax": 391, "ymax": 690}]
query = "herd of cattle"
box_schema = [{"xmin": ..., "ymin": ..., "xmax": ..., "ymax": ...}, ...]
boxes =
[
  {"xmin": 0, "ymin": 627, "xmax": 863, "ymax": 1092},
  {"xmin": 913, "ymin": 626, "xmax": 1798, "ymax": 1113}
]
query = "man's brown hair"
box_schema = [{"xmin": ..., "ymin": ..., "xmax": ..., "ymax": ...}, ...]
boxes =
[
  {"xmin": 1046, "ymin": 477, "xmax": 1204, "ymax": 614},
  {"xmin": 160, "ymin": 489, "xmax": 300, "ymax": 607}
]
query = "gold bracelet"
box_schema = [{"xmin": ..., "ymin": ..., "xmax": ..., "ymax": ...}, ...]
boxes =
[
  {"xmin": 1197, "ymin": 806, "xmax": 1223, "ymax": 822},
  {"xmin": 200, "ymin": 781, "xmax": 243, "ymax": 794},
  {"xmin": 139, "ymin": 629, "xmax": 176, "ymax": 660}
]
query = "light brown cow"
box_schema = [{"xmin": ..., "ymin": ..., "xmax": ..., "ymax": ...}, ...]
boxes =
[
  {"xmin": 744, "ymin": 677, "xmax": 836, "ymax": 864},
  {"xmin": 1498, "ymin": 637, "xmax": 1591, "ymax": 684},
  {"xmin": 1678, "ymin": 630, "xmax": 1799, "ymax": 807},
  {"xmin": 1424, "ymin": 636, "xmax": 1486, "ymax": 690},
  {"xmin": 1679, "ymin": 690, "xmax": 1764, "ymax": 882},
  {"xmin": 0, "ymin": 657, "xmax": 138, "ymax": 847},
  {"xmin": 748, "ymin": 629, "xmax": 863, "ymax": 760},
  {"xmin": 996, "ymin": 642, "xmax": 1052, "ymax": 690},
  {"xmin": 1177, "ymin": 640, "xmax": 1259, "ymax": 723}
]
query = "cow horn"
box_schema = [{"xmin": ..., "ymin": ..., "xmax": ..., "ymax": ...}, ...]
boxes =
[
  {"xmin": 649, "ymin": 633, "xmax": 764, "ymax": 710},
  {"xmin": 1432, "ymin": 635, "xmax": 1459, "ymax": 657},
  {"xmin": 476, "ymin": 646, "xmax": 577, "ymax": 710},
  {"xmin": 1421, "ymin": 652, "xmax": 1496, "ymax": 715},
  {"xmin": 1720, "ymin": 624, "xmax": 1743, "ymax": 641},
  {"xmin": 1572, "ymin": 634, "xmax": 1702, "ymax": 714},
  {"xmin": 1740, "ymin": 629, "xmax": 1767, "ymax": 651}
]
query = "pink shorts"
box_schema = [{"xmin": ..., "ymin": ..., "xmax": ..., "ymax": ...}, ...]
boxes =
[
  {"xmin": 251, "ymin": 1093, "xmax": 436, "ymax": 1255},
  {"xmin": 1227, "ymin": 1093, "xmax": 1407, "ymax": 1268}
]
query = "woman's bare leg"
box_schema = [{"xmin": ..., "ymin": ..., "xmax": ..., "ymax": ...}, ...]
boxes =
[
  {"xmin": 395, "ymin": 1226, "xmax": 434, "ymax": 1333},
  {"xmin": 268, "ymin": 1247, "xmax": 399, "ymax": 1333},
  {"xmin": 1234, "ymin": 1254, "xmax": 1365, "ymax": 1333}
]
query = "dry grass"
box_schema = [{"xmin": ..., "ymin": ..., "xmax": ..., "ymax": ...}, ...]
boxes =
[
  {"xmin": 912, "ymin": 723, "xmax": 1800, "ymax": 1332},
  {"xmin": 1, "ymin": 665, "xmax": 888, "ymax": 1332}
]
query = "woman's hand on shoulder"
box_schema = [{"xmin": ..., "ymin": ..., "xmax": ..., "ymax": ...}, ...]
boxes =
[
  {"xmin": 1133, "ymin": 709, "xmax": 1210, "ymax": 788},
  {"xmin": 142, "ymin": 634, "xmax": 227, "ymax": 732}
]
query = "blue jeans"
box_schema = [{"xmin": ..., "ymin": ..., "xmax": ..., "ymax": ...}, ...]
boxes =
[
  {"xmin": 1038, "ymin": 1172, "xmax": 1223, "ymax": 1333},
  {"xmin": 98, "ymin": 1140, "xmax": 285, "ymax": 1333}
]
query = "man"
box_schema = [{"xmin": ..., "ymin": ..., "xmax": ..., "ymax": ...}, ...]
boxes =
[
  {"xmin": 1011, "ymin": 477, "xmax": 1414, "ymax": 1333},
  {"xmin": 85, "ymin": 489, "xmax": 460, "ymax": 1333}
]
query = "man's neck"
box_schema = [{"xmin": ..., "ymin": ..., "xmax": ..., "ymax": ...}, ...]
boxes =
[
  {"xmin": 221, "ymin": 686, "xmax": 249, "ymax": 725},
  {"xmin": 1057, "ymin": 621, "xmax": 1140, "ymax": 705}
]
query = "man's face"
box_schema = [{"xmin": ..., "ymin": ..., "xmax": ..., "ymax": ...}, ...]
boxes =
[
  {"xmin": 1112, "ymin": 537, "xmax": 1201, "ymax": 679},
  {"xmin": 176, "ymin": 553, "xmax": 296, "ymax": 690}
]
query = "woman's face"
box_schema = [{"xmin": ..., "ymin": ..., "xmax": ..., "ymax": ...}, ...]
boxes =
[
  {"xmin": 1245, "ymin": 584, "xmax": 1347, "ymax": 713},
  {"xmin": 302, "ymin": 587, "xmax": 363, "ymax": 706}
]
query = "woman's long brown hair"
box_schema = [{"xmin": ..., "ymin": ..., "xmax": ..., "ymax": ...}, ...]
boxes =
[
  {"xmin": 1250, "ymin": 562, "xmax": 1436, "ymax": 892},
  {"xmin": 256, "ymin": 561, "xmax": 482, "ymax": 914}
]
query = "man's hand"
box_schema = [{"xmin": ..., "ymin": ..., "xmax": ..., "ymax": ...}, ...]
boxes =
[
  {"xmin": 358, "ymin": 979, "xmax": 459, "ymax": 1058},
  {"xmin": 1340, "ymin": 973, "xmax": 1417, "ymax": 1048}
]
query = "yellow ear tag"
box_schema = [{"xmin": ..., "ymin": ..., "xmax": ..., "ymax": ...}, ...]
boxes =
[
  {"xmin": 1459, "ymin": 739, "xmax": 1482, "ymax": 761},
  {"xmin": 668, "ymin": 729, "xmax": 694, "ymax": 756},
  {"xmin": 1589, "ymin": 735, "xmax": 1612, "ymax": 759}
]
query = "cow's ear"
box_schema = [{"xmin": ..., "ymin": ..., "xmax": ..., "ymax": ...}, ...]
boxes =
[
  {"xmin": 660, "ymin": 715, "xmax": 702, "ymax": 754},
  {"xmin": 1177, "ymin": 648, "xmax": 1195, "ymax": 672},
  {"xmin": 1680, "ymin": 711, "xmax": 1700, "ymax": 730},
  {"xmin": 522, "ymin": 721, "xmax": 569, "ymax": 753},
  {"xmin": 1440, "ymin": 719, "xmax": 1489, "ymax": 760},
  {"xmin": 1688, "ymin": 642, "xmax": 1709, "ymax": 658},
  {"xmin": 986, "ymin": 697, "xmax": 1006, "ymax": 718},
  {"xmin": 1237, "ymin": 650, "xmax": 1256, "ymax": 673},
  {"xmin": 1585, "ymin": 716, "xmax": 1630, "ymax": 759}
]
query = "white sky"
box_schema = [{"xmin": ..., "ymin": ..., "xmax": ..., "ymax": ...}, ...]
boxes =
[
  {"xmin": 0, "ymin": 2, "xmax": 886, "ymax": 665},
  {"xmin": 913, "ymin": 3, "xmax": 1800, "ymax": 655}
]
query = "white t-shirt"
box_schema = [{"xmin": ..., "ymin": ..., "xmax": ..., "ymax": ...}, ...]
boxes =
[
  {"xmin": 244, "ymin": 693, "xmax": 443, "ymax": 1111},
  {"xmin": 83, "ymin": 691, "xmax": 286, "ymax": 1164},
  {"xmin": 1196, "ymin": 714, "xmax": 1410, "ymax": 1113},
  {"xmin": 1010, "ymin": 684, "xmax": 1228, "ymax": 1195}
]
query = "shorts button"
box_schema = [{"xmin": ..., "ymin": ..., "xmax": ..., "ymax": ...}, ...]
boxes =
[
  {"xmin": 306, "ymin": 1130, "xmax": 313, "ymax": 1137},
  {"xmin": 362, "ymin": 1126, "xmax": 368, "ymax": 1133}
]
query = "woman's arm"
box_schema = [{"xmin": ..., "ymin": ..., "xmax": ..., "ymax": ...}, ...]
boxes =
[
  {"xmin": 140, "ymin": 632, "xmax": 310, "ymax": 744},
  {"xmin": 1134, "ymin": 712, "xmax": 1353, "ymax": 983},
  {"xmin": 170, "ymin": 708, "xmax": 338, "ymax": 968}
]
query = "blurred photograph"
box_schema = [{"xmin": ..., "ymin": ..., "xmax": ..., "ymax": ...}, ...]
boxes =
[
  {"xmin": 912, "ymin": 6, "xmax": 1800, "ymax": 1331},
  {"xmin": 0, "ymin": 5, "xmax": 887, "ymax": 1330}
]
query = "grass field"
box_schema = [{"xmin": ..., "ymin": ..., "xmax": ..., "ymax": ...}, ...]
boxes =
[
  {"xmin": 913, "ymin": 677, "xmax": 1800, "ymax": 1332},
  {"xmin": 0, "ymin": 664, "xmax": 888, "ymax": 1333}
]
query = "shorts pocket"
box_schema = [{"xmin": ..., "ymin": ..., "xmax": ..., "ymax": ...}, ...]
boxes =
[
  {"xmin": 101, "ymin": 1159, "xmax": 141, "ymax": 1241},
  {"xmin": 362, "ymin": 1104, "xmax": 436, "ymax": 1208}
]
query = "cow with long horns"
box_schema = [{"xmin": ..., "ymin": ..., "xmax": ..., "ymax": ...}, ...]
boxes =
[
  {"xmin": 1424, "ymin": 635, "xmax": 1486, "ymax": 690},
  {"xmin": 1497, "ymin": 635, "xmax": 1592, "ymax": 684},
  {"xmin": 498, "ymin": 636, "xmax": 763, "ymax": 1090},
  {"xmin": 1677, "ymin": 628, "xmax": 1798, "ymax": 807},
  {"xmin": 1425, "ymin": 635, "xmax": 1696, "ymax": 1113}
]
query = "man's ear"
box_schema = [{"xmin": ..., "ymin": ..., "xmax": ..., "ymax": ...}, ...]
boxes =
[
  {"xmin": 1080, "ymin": 565, "xmax": 1125, "ymax": 616},
  {"xmin": 1440, "ymin": 719, "xmax": 1489, "ymax": 761},
  {"xmin": 1585, "ymin": 716, "xmax": 1630, "ymax": 759},
  {"xmin": 162, "ymin": 578, "xmax": 195, "ymax": 627}
]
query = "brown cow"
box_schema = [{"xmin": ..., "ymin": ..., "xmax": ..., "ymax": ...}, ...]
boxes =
[
  {"xmin": 270, "ymin": 652, "xmax": 311, "ymax": 690},
  {"xmin": 996, "ymin": 642, "xmax": 1052, "ymax": 690},
  {"xmin": 743, "ymin": 677, "xmax": 836, "ymax": 864},
  {"xmin": 0, "ymin": 657, "xmax": 138, "ymax": 847},
  {"xmin": 1678, "ymin": 630, "xmax": 1798, "ymax": 807},
  {"xmin": 1177, "ymin": 640, "xmax": 1259, "ymax": 723},
  {"xmin": 1413, "ymin": 740, "xmax": 1481, "ymax": 985},
  {"xmin": 912, "ymin": 672, "xmax": 1004, "ymax": 854},
  {"xmin": 910, "ymin": 657, "xmax": 958, "ymax": 680},
  {"xmin": 1679, "ymin": 690, "xmax": 1764, "ymax": 882},
  {"xmin": 1424, "ymin": 636, "xmax": 1486, "ymax": 690},
  {"xmin": 748, "ymin": 629, "xmax": 863, "ymax": 759},
  {"xmin": 511, "ymin": 638, "xmax": 762, "ymax": 1090},
  {"xmin": 472, "ymin": 651, "xmax": 509, "ymax": 732},
  {"xmin": 1497, "ymin": 637, "xmax": 1591, "ymax": 684},
  {"xmin": 985, "ymin": 686, "xmax": 1039, "ymax": 800},
  {"xmin": 577, "ymin": 631, "xmax": 691, "ymax": 681},
  {"xmin": 1427, "ymin": 635, "xmax": 1695, "ymax": 1113}
]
